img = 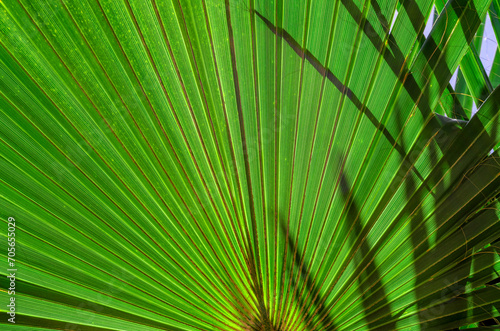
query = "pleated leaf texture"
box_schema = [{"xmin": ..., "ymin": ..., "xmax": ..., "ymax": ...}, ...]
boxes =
[{"xmin": 1, "ymin": 0, "xmax": 500, "ymax": 330}]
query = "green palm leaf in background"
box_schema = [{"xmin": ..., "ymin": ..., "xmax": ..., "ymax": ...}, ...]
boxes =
[{"xmin": 1, "ymin": 0, "xmax": 500, "ymax": 329}]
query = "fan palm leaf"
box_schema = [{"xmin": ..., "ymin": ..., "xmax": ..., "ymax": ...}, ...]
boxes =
[{"xmin": 1, "ymin": 0, "xmax": 500, "ymax": 330}]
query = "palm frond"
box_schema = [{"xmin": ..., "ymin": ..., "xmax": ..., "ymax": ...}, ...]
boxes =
[{"xmin": 1, "ymin": 0, "xmax": 500, "ymax": 330}]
